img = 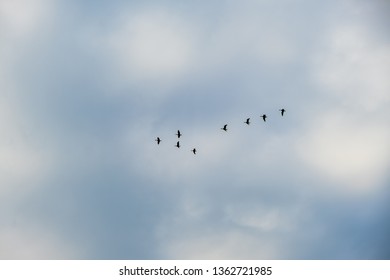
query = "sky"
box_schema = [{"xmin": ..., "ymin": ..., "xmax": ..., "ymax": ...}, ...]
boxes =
[{"xmin": 0, "ymin": 0, "xmax": 389, "ymax": 259}]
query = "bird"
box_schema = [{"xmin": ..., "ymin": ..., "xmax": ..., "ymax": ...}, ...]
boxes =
[
  {"xmin": 260, "ymin": 114, "xmax": 267, "ymax": 122},
  {"xmin": 191, "ymin": 148, "xmax": 196, "ymax": 155},
  {"xmin": 244, "ymin": 118, "xmax": 250, "ymax": 125},
  {"xmin": 279, "ymin": 108, "xmax": 286, "ymax": 116},
  {"xmin": 176, "ymin": 130, "xmax": 182, "ymax": 138},
  {"xmin": 221, "ymin": 124, "xmax": 228, "ymax": 131},
  {"xmin": 175, "ymin": 141, "xmax": 180, "ymax": 148},
  {"xmin": 155, "ymin": 137, "xmax": 161, "ymax": 145}
]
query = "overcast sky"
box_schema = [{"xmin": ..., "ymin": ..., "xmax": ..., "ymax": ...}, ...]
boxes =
[{"xmin": 1, "ymin": 0, "xmax": 389, "ymax": 259}]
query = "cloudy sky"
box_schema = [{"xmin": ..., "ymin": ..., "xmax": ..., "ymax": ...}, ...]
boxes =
[{"xmin": 1, "ymin": 0, "xmax": 389, "ymax": 259}]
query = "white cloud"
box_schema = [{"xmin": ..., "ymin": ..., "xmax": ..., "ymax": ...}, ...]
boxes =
[
  {"xmin": 306, "ymin": 18, "xmax": 390, "ymax": 196},
  {"xmin": 0, "ymin": 225, "xmax": 78, "ymax": 259},
  {"xmin": 312, "ymin": 23, "xmax": 390, "ymax": 111},
  {"xmin": 108, "ymin": 9, "xmax": 197, "ymax": 93},
  {"xmin": 105, "ymin": 2, "xmax": 299, "ymax": 97},
  {"xmin": 0, "ymin": 0, "xmax": 52, "ymax": 38},
  {"xmin": 297, "ymin": 111, "xmax": 390, "ymax": 195},
  {"xmin": 0, "ymin": 95, "xmax": 53, "ymax": 201}
]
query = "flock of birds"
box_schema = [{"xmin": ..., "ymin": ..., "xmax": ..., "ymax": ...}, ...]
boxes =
[{"xmin": 155, "ymin": 108, "xmax": 286, "ymax": 155}]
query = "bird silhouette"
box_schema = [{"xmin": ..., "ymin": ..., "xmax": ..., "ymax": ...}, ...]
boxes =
[
  {"xmin": 279, "ymin": 109, "xmax": 286, "ymax": 116},
  {"xmin": 244, "ymin": 118, "xmax": 250, "ymax": 125},
  {"xmin": 155, "ymin": 137, "xmax": 161, "ymax": 145},
  {"xmin": 260, "ymin": 114, "xmax": 267, "ymax": 122},
  {"xmin": 176, "ymin": 130, "xmax": 182, "ymax": 138},
  {"xmin": 191, "ymin": 148, "xmax": 196, "ymax": 155},
  {"xmin": 175, "ymin": 141, "xmax": 180, "ymax": 148},
  {"xmin": 221, "ymin": 124, "xmax": 228, "ymax": 131}
]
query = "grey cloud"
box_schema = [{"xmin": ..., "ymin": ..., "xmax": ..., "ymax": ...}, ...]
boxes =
[{"xmin": 1, "ymin": 0, "xmax": 389, "ymax": 259}]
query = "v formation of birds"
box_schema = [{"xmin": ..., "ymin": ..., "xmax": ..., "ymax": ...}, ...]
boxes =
[{"xmin": 155, "ymin": 109, "xmax": 286, "ymax": 155}]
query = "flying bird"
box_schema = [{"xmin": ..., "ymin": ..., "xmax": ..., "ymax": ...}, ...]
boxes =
[
  {"xmin": 155, "ymin": 137, "xmax": 161, "ymax": 145},
  {"xmin": 191, "ymin": 148, "xmax": 196, "ymax": 155},
  {"xmin": 244, "ymin": 118, "xmax": 250, "ymax": 125},
  {"xmin": 175, "ymin": 141, "xmax": 180, "ymax": 148},
  {"xmin": 260, "ymin": 114, "xmax": 267, "ymax": 122},
  {"xmin": 176, "ymin": 130, "xmax": 182, "ymax": 138},
  {"xmin": 279, "ymin": 108, "xmax": 286, "ymax": 116},
  {"xmin": 221, "ymin": 124, "xmax": 228, "ymax": 131}
]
